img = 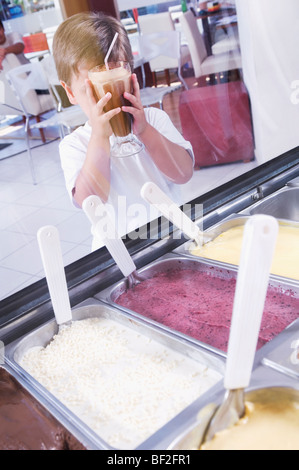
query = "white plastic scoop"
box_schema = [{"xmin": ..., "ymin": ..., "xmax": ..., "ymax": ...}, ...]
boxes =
[
  {"xmin": 82, "ymin": 195, "xmax": 142, "ymax": 287},
  {"xmin": 200, "ymin": 214, "xmax": 279, "ymax": 446},
  {"xmin": 141, "ymin": 181, "xmax": 212, "ymax": 247},
  {"xmin": 37, "ymin": 225, "xmax": 72, "ymax": 328}
]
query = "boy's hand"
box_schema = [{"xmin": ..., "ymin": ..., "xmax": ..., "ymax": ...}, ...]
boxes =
[
  {"xmin": 85, "ymin": 79, "xmax": 121, "ymax": 141},
  {"xmin": 122, "ymin": 73, "xmax": 148, "ymax": 136}
]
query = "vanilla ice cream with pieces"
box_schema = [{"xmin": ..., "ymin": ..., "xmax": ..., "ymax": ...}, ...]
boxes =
[{"xmin": 20, "ymin": 317, "xmax": 221, "ymax": 449}]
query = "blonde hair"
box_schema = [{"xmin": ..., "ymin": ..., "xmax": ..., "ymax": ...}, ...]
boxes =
[{"xmin": 53, "ymin": 12, "xmax": 134, "ymax": 86}]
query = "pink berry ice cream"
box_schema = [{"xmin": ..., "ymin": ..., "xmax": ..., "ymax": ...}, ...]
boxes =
[{"xmin": 115, "ymin": 268, "xmax": 299, "ymax": 352}]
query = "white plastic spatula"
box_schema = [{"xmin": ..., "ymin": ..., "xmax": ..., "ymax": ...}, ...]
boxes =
[
  {"xmin": 200, "ymin": 214, "xmax": 279, "ymax": 446},
  {"xmin": 82, "ymin": 195, "xmax": 141, "ymax": 286},
  {"xmin": 37, "ymin": 225, "xmax": 72, "ymax": 327},
  {"xmin": 141, "ymin": 181, "xmax": 211, "ymax": 246}
]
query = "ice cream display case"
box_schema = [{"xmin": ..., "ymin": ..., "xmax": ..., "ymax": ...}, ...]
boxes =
[
  {"xmin": 5, "ymin": 299, "xmax": 225, "ymax": 450},
  {"xmin": 1, "ymin": 149, "xmax": 299, "ymax": 450}
]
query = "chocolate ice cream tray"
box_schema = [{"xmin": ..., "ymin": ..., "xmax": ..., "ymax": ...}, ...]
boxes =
[
  {"xmin": 0, "ymin": 365, "xmax": 87, "ymax": 450},
  {"xmin": 4, "ymin": 298, "xmax": 226, "ymax": 450}
]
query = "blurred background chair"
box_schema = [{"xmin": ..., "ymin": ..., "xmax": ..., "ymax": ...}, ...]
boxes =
[
  {"xmin": 138, "ymin": 11, "xmax": 191, "ymax": 87},
  {"xmin": 5, "ymin": 60, "xmax": 56, "ymax": 184},
  {"xmin": 137, "ymin": 30, "xmax": 188, "ymax": 109},
  {"xmin": 179, "ymin": 10, "xmax": 242, "ymax": 86},
  {"xmin": 39, "ymin": 56, "xmax": 87, "ymax": 136},
  {"xmin": 211, "ymin": 30, "xmax": 240, "ymax": 55},
  {"xmin": 211, "ymin": 14, "xmax": 240, "ymax": 55},
  {"xmin": 0, "ymin": 53, "xmax": 25, "ymax": 118},
  {"xmin": 40, "ymin": 55, "xmax": 72, "ymax": 111},
  {"xmin": 6, "ymin": 61, "xmax": 55, "ymax": 141},
  {"xmin": 6, "ymin": 59, "xmax": 86, "ymax": 184}
]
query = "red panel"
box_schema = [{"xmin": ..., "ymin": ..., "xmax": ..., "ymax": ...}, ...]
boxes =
[
  {"xmin": 179, "ymin": 81, "xmax": 254, "ymax": 168},
  {"xmin": 23, "ymin": 33, "xmax": 49, "ymax": 53}
]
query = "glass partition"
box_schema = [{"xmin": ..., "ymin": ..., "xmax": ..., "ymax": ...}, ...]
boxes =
[{"xmin": 0, "ymin": 0, "xmax": 299, "ymax": 304}]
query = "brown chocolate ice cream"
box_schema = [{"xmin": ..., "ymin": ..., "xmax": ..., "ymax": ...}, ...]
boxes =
[{"xmin": 0, "ymin": 368, "xmax": 85, "ymax": 450}]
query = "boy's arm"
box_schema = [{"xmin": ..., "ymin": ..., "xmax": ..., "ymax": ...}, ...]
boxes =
[
  {"xmin": 72, "ymin": 131, "xmax": 111, "ymax": 207},
  {"xmin": 0, "ymin": 40, "xmax": 25, "ymax": 70},
  {"xmin": 72, "ymin": 86, "xmax": 121, "ymax": 207},
  {"xmin": 2, "ymin": 41, "xmax": 25, "ymax": 56},
  {"xmin": 123, "ymin": 74, "xmax": 193, "ymax": 184},
  {"xmin": 137, "ymin": 123, "xmax": 194, "ymax": 184}
]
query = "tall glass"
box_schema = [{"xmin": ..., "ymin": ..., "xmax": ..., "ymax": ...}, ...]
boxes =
[{"xmin": 88, "ymin": 61, "xmax": 143, "ymax": 157}]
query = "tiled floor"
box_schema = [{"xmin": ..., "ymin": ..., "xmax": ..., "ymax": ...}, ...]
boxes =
[{"xmin": 0, "ymin": 104, "xmax": 257, "ymax": 301}]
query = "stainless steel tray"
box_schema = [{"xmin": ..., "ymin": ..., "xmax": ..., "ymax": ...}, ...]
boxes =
[
  {"xmin": 244, "ymin": 186, "xmax": 299, "ymax": 221},
  {"xmin": 261, "ymin": 320, "xmax": 299, "ymax": 380},
  {"xmin": 5, "ymin": 298, "xmax": 225, "ymax": 451},
  {"xmin": 95, "ymin": 255, "xmax": 299, "ymax": 357},
  {"xmin": 166, "ymin": 380, "xmax": 299, "ymax": 450},
  {"xmin": 96, "ymin": 255, "xmax": 235, "ymax": 357},
  {"xmin": 152, "ymin": 362, "xmax": 299, "ymax": 449},
  {"xmin": 174, "ymin": 215, "xmax": 299, "ymax": 284}
]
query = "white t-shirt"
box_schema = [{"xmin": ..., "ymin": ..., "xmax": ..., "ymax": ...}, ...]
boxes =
[{"xmin": 59, "ymin": 106, "xmax": 194, "ymax": 248}]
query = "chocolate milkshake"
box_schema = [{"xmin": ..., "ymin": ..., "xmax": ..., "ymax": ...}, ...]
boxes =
[{"xmin": 89, "ymin": 61, "xmax": 132, "ymax": 137}]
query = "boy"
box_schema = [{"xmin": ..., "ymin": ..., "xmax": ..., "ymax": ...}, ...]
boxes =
[{"xmin": 53, "ymin": 12, "xmax": 194, "ymax": 244}]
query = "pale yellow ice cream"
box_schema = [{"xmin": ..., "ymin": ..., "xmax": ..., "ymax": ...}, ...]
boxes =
[
  {"xmin": 201, "ymin": 393, "xmax": 299, "ymax": 450},
  {"xmin": 191, "ymin": 224, "xmax": 299, "ymax": 280}
]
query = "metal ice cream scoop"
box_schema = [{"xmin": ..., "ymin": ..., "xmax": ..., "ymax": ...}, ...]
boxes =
[
  {"xmin": 82, "ymin": 195, "xmax": 143, "ymax": 288},
  {"xmin": 199, "ymin": 214, "xmax": 279, "ymax": 446},
  {"xmin": 37, "ymin": 225, "xmax": 72, "ymax": 328}
]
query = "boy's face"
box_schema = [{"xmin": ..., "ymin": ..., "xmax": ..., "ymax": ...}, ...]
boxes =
[{"xmin": 61, "ymin": 64, "xmax": 91, "ymax": 117}]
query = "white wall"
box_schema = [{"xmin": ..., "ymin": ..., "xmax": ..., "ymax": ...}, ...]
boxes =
[{"xmin": 236, "ymin": 0, "xmax": 299, "ymax": 164}]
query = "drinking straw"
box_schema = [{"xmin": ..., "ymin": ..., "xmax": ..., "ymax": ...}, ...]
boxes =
[{"xmin": 104, "ymin": 32, "xmax": 119, "ymax": 70}]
